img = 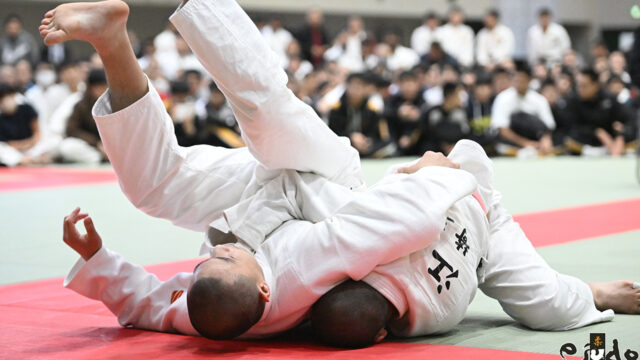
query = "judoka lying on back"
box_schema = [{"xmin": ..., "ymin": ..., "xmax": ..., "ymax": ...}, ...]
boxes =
[{"xmin": 43, "ymin": 0, "xmax": 639, "ymax": 347}]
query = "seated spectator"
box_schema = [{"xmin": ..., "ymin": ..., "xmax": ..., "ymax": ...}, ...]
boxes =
[
  {"xmin": 491, "ymin": 66, "xmax": 511, "ymax": 95},
  {"xmin": 285, "ymin": 40, "xmax": 314, "ymax": 81},
  {"xmin": 526, "ymin": 8, "xmax": 570, "ymax": 67},
  {"xmin": 14, "ymin": 59, "xmax": 34, "ymax": 94},
  {"xmin": 476, "ymin": 9, "xmax": 515, "ymax": 70},
  {"xmin": 609, "ymin": 51, "xmax": 631, "ymax": 84},
  {"xmin": 41, "ymin": 42, "xmax": 72, "ymax": 67},
  {"xmin": 424, "ymin": 82, "xmax": 470, "ymax": 154},
  {"xmin": 410, "ymin": 12, "xmax": 441, "ymax": 57},
  {"xmin": 530, "ymin": 61, "xmax": 548, "ymax": 91},
  {"xmin": 555, "ymin": 67, "xmax": 575, "ymax": 97},
  {"xmin": 169, "ymin": 80, "xmax": 198, "ymax": 147},
  {"xmin": 195, "ymin": 81, "xmax": 243, "ymax": 148},
  {"xmin": 437, "ymin": 6, "xmax": 474, "ymax": 68},
  {"xmin": 261, "ymin": 17, "xmax": 293, "ymax": 67},
  {"xmin": 45, "ymin": 61, "xmax": 84, "ymax": 121},
  {"xmin": 323, "ymin": 16, "xmax": 367, "ymax": 72},
  {"xmin": 466, "ymin": 76, "xmax": 498, "ymax": 153},
  {"xmin": 491, "ymin": 64, "xmax": 555, "ymax": 156},
  {"xmin": 0, "ymin": 84, "xmax": 46, "ymax": 166},
  {"xmin": 0, "ymin": 64, "xmax": 17, "ymax": 86},
  {"xmin": 379, "ymin": 29, "xmax": 420, "ymax": 73},
  {"xmin": 0, "ymin": 14, "xmax": 39, "ymax": 66},
  {"xmin": 565, "ymin": 69, "xmax": 636, "ymax": 156},
  {"xmin": 561, "ymin": 49, "xmax": 582, "ymax": 74},
  {"xmin": 328, "ymin": 73, "xmax": 395, "ymax": 158},
  {"xmin": 539, "ymin": 80, "xmax": 571, "ymax": 148},
  {"xmin": 606, "ymin": 75, "xmax": 632, "ymax": 106},
  {"xmin": 59, "ymin": 69, "xmax": 108, "ymax": 164},
  {"xmin": 294, "ymin": 8, "xmax": 329, "ymax": 67},
  {"xmin": 182, "ymin": 69, "xmax": 205, "ymax": 100},
  {"xmin": 384, "ymin": 70, "xmax": 427, "ymax": 155},
  {"xmin": 420, "ymin": 42, "xmax": 458, "ymax": 71}
]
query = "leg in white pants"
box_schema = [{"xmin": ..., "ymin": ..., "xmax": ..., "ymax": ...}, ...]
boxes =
[
  {"xmin": 450, "ymin": 140, "xmax": 614, "ymax": 330},
  {"xmin": 0, "ymin": 142, "xmax": 24, "ymax": 166},
  {"xmin": 170, "ymin": 0, "xmax": 363, "ymax": 190},
  {"xmin": 58, "ymin": 137, "xmax": 102, "ymax": 164}
]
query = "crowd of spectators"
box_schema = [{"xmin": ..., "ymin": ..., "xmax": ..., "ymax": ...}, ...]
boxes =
[{"xmin": 0, "ymin": 6, "xmax": 638, "ymax": 166}]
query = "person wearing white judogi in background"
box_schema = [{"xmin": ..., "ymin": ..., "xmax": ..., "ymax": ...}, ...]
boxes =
[
  {"xmin": 42, "ymin": 0, "xmax": 482, "ymax": 340},
  {"xmin": 410, "ymin": 12, "xmax": 441, "ymax": 57},
  {"xmin": 475, "ymin": 9, "xmax": 515, "ymax": 70},
  {"xmin": 437, "ymin": 6, "xmax": 475, "ymax": 68},
  {"xmin": 527, "ymin": 8, "xmax": 571, "ymax": 67},
  {"xmin": 42, "ymin": 0, "xmax": 639, "ymax": 346}
]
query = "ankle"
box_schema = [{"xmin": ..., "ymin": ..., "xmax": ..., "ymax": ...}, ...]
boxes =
[{"xmin": 93, "ymin": 31, "xmax": 130, "ymax": 57}]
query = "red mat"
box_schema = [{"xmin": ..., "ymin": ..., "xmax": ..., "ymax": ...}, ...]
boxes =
[
  {"xmin": 0, "ymin": 260, "xmax": 578, "ymax": 360},
  {"xmin": 514, "ymin": 198, "xmax": 640, "ymax": 248},
  {"xmin": 0, "ymin": 167, "xmax": 116, "ymax": 192}
]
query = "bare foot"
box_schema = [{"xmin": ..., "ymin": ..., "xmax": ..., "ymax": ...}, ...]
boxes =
[
  {"xmin": 39, "ymin": 0, "xmax": 129, "ymax": 51},
  {"xmin": 589, "ymin": 280, "xmax": 640, "ymax": 314}
]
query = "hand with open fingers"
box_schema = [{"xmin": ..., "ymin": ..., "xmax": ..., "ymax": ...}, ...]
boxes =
[
  {"xmin": 397, "ymin": 151, "xmax": 460, "ymax": 174},
  {"xmin": 63, "ymin": 207, "xmax": 103, "ymax": 261}
]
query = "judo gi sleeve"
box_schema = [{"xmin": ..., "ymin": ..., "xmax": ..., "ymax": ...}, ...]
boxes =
[
  {"xmin": 291, "ymin": 166, "xmax": 478, "ymax": 287},
  {"xmin": 93, "ymin": 79, "xmax": 258, "ymax": 232},
  {"xmin": 64, "ymin": 247, "xmax": 199, "ymax": 336}
]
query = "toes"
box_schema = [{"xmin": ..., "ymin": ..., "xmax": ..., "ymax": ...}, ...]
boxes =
[
  {"xmin": 44, "ymin": 30, "xmax": 66, "ymax": 46},
  {"xmin": 44, "ymin": 9, "xmax": 55, "ymax": 18},
  {"xmin": 41, "ymin": 18, "xmax": 51, "ymax": 26}
]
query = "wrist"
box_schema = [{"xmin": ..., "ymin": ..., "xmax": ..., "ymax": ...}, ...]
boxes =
[{"xmin": 82, "ymin": 246, "xmax": 102, "ymax": 261}]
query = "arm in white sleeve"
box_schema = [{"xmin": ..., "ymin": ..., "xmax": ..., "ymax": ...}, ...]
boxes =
[
  {"xmin": 292, "ymin": 166, "xmax": 478, "ymax": 285},
  {"xmin": 462, "ymin": 27, "xmax": 475, "ymax": 67},
  {"xmin": 537, "ymin": 94, "xmax": 556, "ymax": 130},
  {"xmin": 170, "ymin": 0, "xmax": 363, "ymax": 189},
  {"xmin": 64, "ymin": 247, "xmax": 197, "ymax": 336},
  {"xmin": 476, "ymin": 31, "xmax": 489, "ymax": 66},
  {"xmin": 558, "ymin": 25, "xmax": 571, "ymax": 54},
  {"xmin": 526, "ymin": 28, "xmax": 537, "ymax": 65},
  {"xmin": 501, "ymin": 27, "xmax": 516, "ymax": 61},
  {"xmin": 94, "ymin": 80, "xmax": 258, "ymax": 232},
  {"xmin": 490, "ymin": 92, "xmax": 511, "ymax": 129}
]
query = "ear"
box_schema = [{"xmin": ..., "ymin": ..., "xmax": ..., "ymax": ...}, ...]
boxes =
[
  {"xmin": 258, "ymin": 282, "xmax": 270, "ymax": 303},
  {"xmin": 374, "ymin": 328, "xmax": 388, "ymax": 343}
]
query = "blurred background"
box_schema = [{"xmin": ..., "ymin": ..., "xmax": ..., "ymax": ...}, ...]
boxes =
[{"xmin": 0, "ymin": 0, "xmax": 639, "ymax": 166}]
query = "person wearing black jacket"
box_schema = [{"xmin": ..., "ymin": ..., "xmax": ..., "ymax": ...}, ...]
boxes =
[
  {"xmin": 565, "ymin": 69, "xmax": 636, "ymax": 156},
  {"xmin": 328, "ymin": 73, "xmax": 395, "ymax": 158},
  {"xmin": 384, "ymin": 70, "xmax": 427, "ymax": 155},
  {"xmin": 466, "ymin": 76, "xmax": 498, "ymax": 154},
  {"xmin": 293, "ymin": 8, "xmax": 329, "ymax": 67},
  {"xmin": 424, "ymin": 82, "xmax": 470, "ymax": 154}
]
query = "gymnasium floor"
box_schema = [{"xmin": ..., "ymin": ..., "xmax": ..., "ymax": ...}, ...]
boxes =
[{"xmin": 1, "ymin": 156, "xmax": 639, "ymax": 359}]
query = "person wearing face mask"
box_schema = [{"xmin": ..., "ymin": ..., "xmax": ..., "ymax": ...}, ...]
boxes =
[{"xmin": 0, "ymin": 83, "xmax": 48, "ymax": 166}]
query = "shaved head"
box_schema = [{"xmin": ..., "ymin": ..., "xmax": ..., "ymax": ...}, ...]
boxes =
[
  {"xmin": 187, "ymin": 273, "xmax": 265, "ymax": 339},
  {"xmin": 311, "ymin": 280, "xmax": 394, "ymax": 348}
]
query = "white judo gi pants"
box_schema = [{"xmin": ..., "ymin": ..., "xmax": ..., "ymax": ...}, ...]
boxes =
[{"xmin": 449, "ymin": 142, "xmax": 614, "ymax": 331}]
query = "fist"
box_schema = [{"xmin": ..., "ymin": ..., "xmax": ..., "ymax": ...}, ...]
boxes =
[
  {"xmin": 397, "ymin": 151, "xmax": 460, "ymax": 174},
  {"xmin": 63, "ymin": 207, "xmax": 103, "ymax": 261}
]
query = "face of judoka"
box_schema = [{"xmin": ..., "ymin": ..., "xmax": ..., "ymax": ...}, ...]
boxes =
[{"xmin": 193, "ymin": 244, "xmax": 270, "ymax": 301}]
